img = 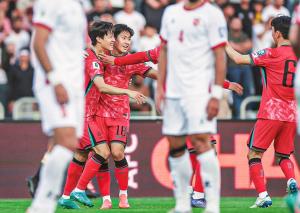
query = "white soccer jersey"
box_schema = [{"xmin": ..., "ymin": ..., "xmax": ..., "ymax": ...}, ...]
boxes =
[
  {"xmin": 160, "ymin": 1, "xmax": 227, "ymax": 99},
  {"xmin": 31, "ymin": 0, "xmax": 87, "ymax": 91}
]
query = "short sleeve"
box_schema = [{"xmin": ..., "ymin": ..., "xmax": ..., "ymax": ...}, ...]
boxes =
[
  {"xmin": 86, "ymin": 59, "xmax": 104, "ymax": 80},
  {"xmin": 207, "ymin": 8, "xmax": 228, "ymax": 49},
  {"xmin": 147, "ymin": 46, "xmax": 160, "ymax": 64},
  {"xmin": 159, "ymin": 7, "xmax": 170, "ymax": 44},
  {"xmin": 33, "ymin": 0, "xmax": 59, "ymax": 31},
  {"xmin": 250, "ymin": 49, "xmax": 271, "ymax": 67}
]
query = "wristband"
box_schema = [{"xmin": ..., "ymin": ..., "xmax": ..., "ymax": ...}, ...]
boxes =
[
  {"xmin": 47, "ymin": 71, "xmax": 63, "ymax": 86},
  {"xmin": 223, "ymin": 80, "xmax": 230, "ymax": 89},
  {"xmin": 211, "ymin": 85, "xmax": 223, "ymax": 100}
]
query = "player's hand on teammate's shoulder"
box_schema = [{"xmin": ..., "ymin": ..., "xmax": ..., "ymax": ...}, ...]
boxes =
[
  {"xmin": 98, "ymin": 52, "xmax": 115, "ymax": 65},
  {"xmin": 54, "ymin": 84, "xmax": 69, "ymax": 105},
  {"xmin": 155, "ymin": 86, "xmax": 165, "ymax": 115},
  {"xmin": 127, "ymin": 90, "xmax": 146, "ymax": 105},
  {"xmin": 229, "ymin": 82, "xmax": 244, "ymax": 96},
  {"xmin": 206, "ymin": 98, "xmax": 219, "ymax": 121}
]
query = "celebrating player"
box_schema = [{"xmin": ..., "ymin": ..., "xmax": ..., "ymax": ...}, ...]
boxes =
[
  {"xmin": 57, "ymin": 21, "xmax": 146, "ymax": 209},
  {"xmin": 226, "ymin": 15, "xmax": 298, "ymax": 208},
  {"xmin": 27, "ymin": 0, "xmax": 86, "ymax": 212},
  {"xmin": 156, "ymin": 0, "xmax": 228, "ymax": 212}
]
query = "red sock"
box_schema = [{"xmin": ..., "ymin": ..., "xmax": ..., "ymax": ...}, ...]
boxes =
[
  {"xmin": 194, "ymin": 162, "xmax": 204, "ymax": 193},
  {"xmin": 114, "ymin": 158, "xmax": 128, "ymax": 191},
  {"xmin": 189, "ymin": 152, "xmax": 197, "ymax": 172},
  {"xmin": 97, "ymin": 163, "xmax": 111, "ymax": 196},
  {"xmin": 63, "ymin": 158, "xmax": 85, "ymax": 196},
  {"xmin": 279, "ymin": 158, "xmax": 295, "ymax": 180},
  {"xmin": 249, "ymin": 158, "xmax": 266, "ymax": 193},
  {"xmin": 76, "ymin": 154, "xmax": 105, "ymax": 190}
]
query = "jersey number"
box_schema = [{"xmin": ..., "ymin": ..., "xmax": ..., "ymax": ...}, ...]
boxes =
[
  {"xmin": 178, "ymin": 30, "xmax": 184, "ymax": 43},
  {"xmin": 116, "ymin": 126, "xmax": 127, "ymax": 137},
  {"xmin": 282, "ymin": 60, "xmax": 296, "ymax": 88}
]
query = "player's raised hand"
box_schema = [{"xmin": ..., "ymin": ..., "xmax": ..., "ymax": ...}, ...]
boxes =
[
  {"xmin": 206, "ymin": 98, "xmax": 219, "ymax": 120},
  {"xmin": 98, "ymin": 52, "xmax": 115, "ymax": 65},
  {"xmin": 54, "ymin": 84, "xmax": 69, "ymax": 105},
  {"xmin": 155, "ymin": 86, "xmax": 165, "ymax": 114},
  {"xmin": 127, "ymin": 90, "xmax": 147, "ymax": 105},
  {"xmin": 229, "ymin": 82, "xmax": 244, "ymax": 96}
]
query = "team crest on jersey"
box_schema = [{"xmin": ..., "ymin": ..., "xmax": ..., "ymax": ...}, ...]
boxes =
[
  {"xmin": 92, "ymin": 62, "xmax": 100, "ymax": 69},
  {"xmin": 193, "ymin": 18, "xmax": 200, "ymax": 26},
  {"xmin": 253, "ymin": 49, "xmax": 266, "ymax": 58}
]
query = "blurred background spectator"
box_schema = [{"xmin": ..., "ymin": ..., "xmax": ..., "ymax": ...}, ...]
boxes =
[{"xmin": 0, "ymin": 0, "xmax": 299, "ymax": 119}]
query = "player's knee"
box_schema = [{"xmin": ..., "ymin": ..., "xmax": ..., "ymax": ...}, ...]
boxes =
[
  {"xmin": 93, "ymin": 145, "xmax": 110, "ymax": 159},
  {"xmin": 169, "ymin": 144, "xmax": 187, "ymax": 157},
  {"xmin": 191, "ymin": 134, "xmax": 211, "ymax": 153},
  {"xmin": 247, "ymin": 150, "xmax": 263, "ymax": 160},
  {"xmin": 111, "ymin": 149, "xmax": 125, "ymax": 161},
  {"xmin": 53, "ymin": 127, "xmax": 77, "ymax": 150},
  {"xmin": 74, "ymin": 151, "xmax": 88, "ymax": 162},
  {"xmin": 114, "ymin": 158, "xmax": 128, "ymax": 169}
]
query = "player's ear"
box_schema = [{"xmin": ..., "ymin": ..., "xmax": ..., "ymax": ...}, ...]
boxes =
[{"xmin": 96, "ymin": 36, "xmax": 102, "ymax": 45}]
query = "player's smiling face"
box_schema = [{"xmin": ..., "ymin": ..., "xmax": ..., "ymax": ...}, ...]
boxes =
[
  {"xmin": 114, "ymin": 31, "xmax": 132, "ymax": 54},
  {"xmin": 100, "ymin": 31, "xmax": 115, "ymax": 51}
]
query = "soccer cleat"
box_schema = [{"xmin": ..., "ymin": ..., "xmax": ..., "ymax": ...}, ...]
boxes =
[
  {"xmin": 100, "ymin": 199, "xmax": 112, "ymax": 209},
  {"xmin": 58, "ymin": 197, "xmax": 80, "ymax": 209},
  {"xmin": 287, "ymin": 178, "xmax": 299, "ymax": 195},
  {"xmin": 70, "ymin": 191, "xmax": 94, "ymax": 207},
  {"xmin": 250, "ymin": 195, "xmax": 272, "ymax": 208},
  {"xmin": 119, "ymin": 194, "xmax": 130, "ymax": 208},
  {"xmin": 26, "ymin": 176, "xmax": 38, "ymax": 198},
  {"xmin": 191, "ymin": 197, "xmax": 206, "ymax": 208}
]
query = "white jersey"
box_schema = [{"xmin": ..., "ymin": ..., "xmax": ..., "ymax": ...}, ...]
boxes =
[
  {"xmin": 31, "ymin": 0, "xmax": 86, "ymax": 91},
  {"xmin": 160, "ymin": 1, "xmax": 227, "ymax": 99}
]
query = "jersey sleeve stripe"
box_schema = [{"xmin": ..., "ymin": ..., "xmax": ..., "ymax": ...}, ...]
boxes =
[
  {"xmin": 211, "ymin": 42, "xmax": 226, "ymax": 50},
  {"xmin": 159, "ymin": 35, "xmax": 167, "ymax": 44},
  {"xmin": 33, "ymin": 22, "xmax": 53, "ymax": 32},
  {"xmin": 249, "ymin": 54, "xmax": 255, "ymax": 65},
  {"xmin": 146, "ymin": 50, "xmax": 154, "ymax": 62}
]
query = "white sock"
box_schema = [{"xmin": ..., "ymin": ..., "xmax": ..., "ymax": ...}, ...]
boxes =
[
  {"xmin": 197, "ymin": 149, "xmax": 220, "ymax": 213},
  {"xmin": 74, "ymin": 188, "xmax": 85, "ymax": 193},
  {"xmin": 119, "ymin": 190, "xmax": 128, "ymax": 196},
  {"xmin": 62, "ymin": 195, "xmax": 70, "ymax": 199},
  {"xmin": 103, "ymin": 195, "xmax": 111, "ymax": 201},
  {"xmin": 169, "ymin": 150, "xmax": 193, "ymax": 212},
  {"xmin": 30, "ymin": 145, "xmax": 73, "ymax": 213},
  {"xmin": 192, "ymin": 191, "xmax": 205, "ymax": 199},
  {"xmin": 259, "ymin": 191, "xmax": 268, "ymax": 199}
]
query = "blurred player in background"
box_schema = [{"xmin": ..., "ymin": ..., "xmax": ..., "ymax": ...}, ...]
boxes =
[
  {"xmin": 58, "ymin": 21, "xmax": 146, "ymax": 209},
  {"xmin": 27, "ymin": 0, "xmax": 86, "ymax": 212},
  {"xmin": 286, "ymin": 3, "xmax": 300, "ymax": 212},
  {"xmin": 71, "ymin": 24, "xmax": 157, "ymax": 209},
  {"xmin": 226, "ymin": 15, "xmax": 298, "ymax": 208},
  {"xmin": 156, "ymin": 0, "xmax": 228, "ymax": 212}
]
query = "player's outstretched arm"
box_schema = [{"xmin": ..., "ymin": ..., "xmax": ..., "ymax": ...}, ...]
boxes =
[
  {"xmin": 225, "ymin": 43, "xmax": 251, "ymax": 65},
  {"xmin": 99, "ymin": 51, "xmax": 149, "ymax": 66},
  {"xmin": 33, "ymin": 26, "xmax": 69, "ymax": 105},
  {"xmin": 93, "ymin": 76, "xmax": 146, "ymax": 104}
]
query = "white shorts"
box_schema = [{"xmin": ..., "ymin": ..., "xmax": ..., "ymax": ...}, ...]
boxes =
[
  {"xmin": 162, "ymin": 96, "xmax": 216, "ymax": 136},
  {"xmin": 35, "ymin": 85, "xmax": 84, "ymax": 138}
]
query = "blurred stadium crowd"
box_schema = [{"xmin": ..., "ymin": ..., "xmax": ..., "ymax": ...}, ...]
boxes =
[{"xmin": 0, "ymin": 0, "xmax": 298, "ymax": 119}]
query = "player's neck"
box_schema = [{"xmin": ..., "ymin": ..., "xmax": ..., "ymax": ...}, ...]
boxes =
[
  {"xmin": 184, "ymin": 0, "xmax": 206, "ymax": 10},
  {"xmin": 92, "ymin": 45, "xmax": 105, "ymax": 56},
  {"xmin": 277, "ymin": 39, "xmax": 291, "ymax": 47}
]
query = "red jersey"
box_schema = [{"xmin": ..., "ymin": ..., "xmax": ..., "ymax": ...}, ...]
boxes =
[
  {"xmin": 115, "ymin": 46, "xmax": 161, "ymax": 66},
  {"xmin": 250, "ymin": 46, "xmax": 297, "ymax": 122},
  {"xmin": 98, "ymin": 60, "xmax": 151, "ymax": 119},
  {"xmin": 84, "ymin": 48, "xmax": 104, "ymax": 118}
]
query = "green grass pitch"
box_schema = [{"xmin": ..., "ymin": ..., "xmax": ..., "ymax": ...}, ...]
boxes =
[{"xmin": 0, "ymin": 197, "xmax": 290, "ymax": 213}]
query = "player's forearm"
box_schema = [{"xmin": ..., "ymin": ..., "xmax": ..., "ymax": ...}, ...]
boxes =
[
  {"xmin": 33, "ymin": 27, "xmax": 53, "ymax": 73},
  {"xmin": 115, "ymin": 51, "xmax": 149, "ymax": 66},
  {"xmin": 225, "ymin": 44, "xmax": 251, "ymax": 65},
  {"xmin": 157, "ymin": 44, "xmax": 167, "ymax": 90},
  {"xmin": 145, "ymin": 69, "xmax": 158, "ymax": 80},
  {"xmin": 98, "ymin": 83, "xmax": 128, "ymax": 95},
  {"xmin": 214, "ymin": 47, "xmax": 226, "ymax": 87}
]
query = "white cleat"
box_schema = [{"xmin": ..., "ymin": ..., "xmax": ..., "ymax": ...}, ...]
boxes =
[{"xmin": 250, "ymin": 195, "xmax": 272, "ymax": 208}]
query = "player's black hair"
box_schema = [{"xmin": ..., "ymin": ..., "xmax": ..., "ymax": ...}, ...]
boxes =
[
  {"xmin": 271, "ymin": 16, "xmax": 291, "ymax": 39},
  {"xmin": 89, "ymin": 21, "xmax": 113, "ymax": 46},
  {"xmin": 113, "ymin": 24, "xmax": 134, "ymax": 39}
]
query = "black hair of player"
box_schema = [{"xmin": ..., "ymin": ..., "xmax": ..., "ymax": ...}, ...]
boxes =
[
  {"xmin": 271, "ymin": 16, "xmax": 291, "ymax": 39},
  {"xmin": 113, "ymin": 24, "xmax": 134, "ymax": 39},
  {"xmin": 89, "ymin": 21, "xmax": 113, "ymax": 46}
]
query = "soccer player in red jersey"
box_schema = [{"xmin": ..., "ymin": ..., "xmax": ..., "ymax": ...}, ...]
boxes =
[
  {"xmin": 226, "ymin": 16, "xmax": 298, "ymax": 208},
  {"xmin": 58, "ymin": 21, "xmax": 146, "ymax": 209},
  {"xmin": 96, "ymin": 24, "xmax": 158, "ymax": 209}
]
